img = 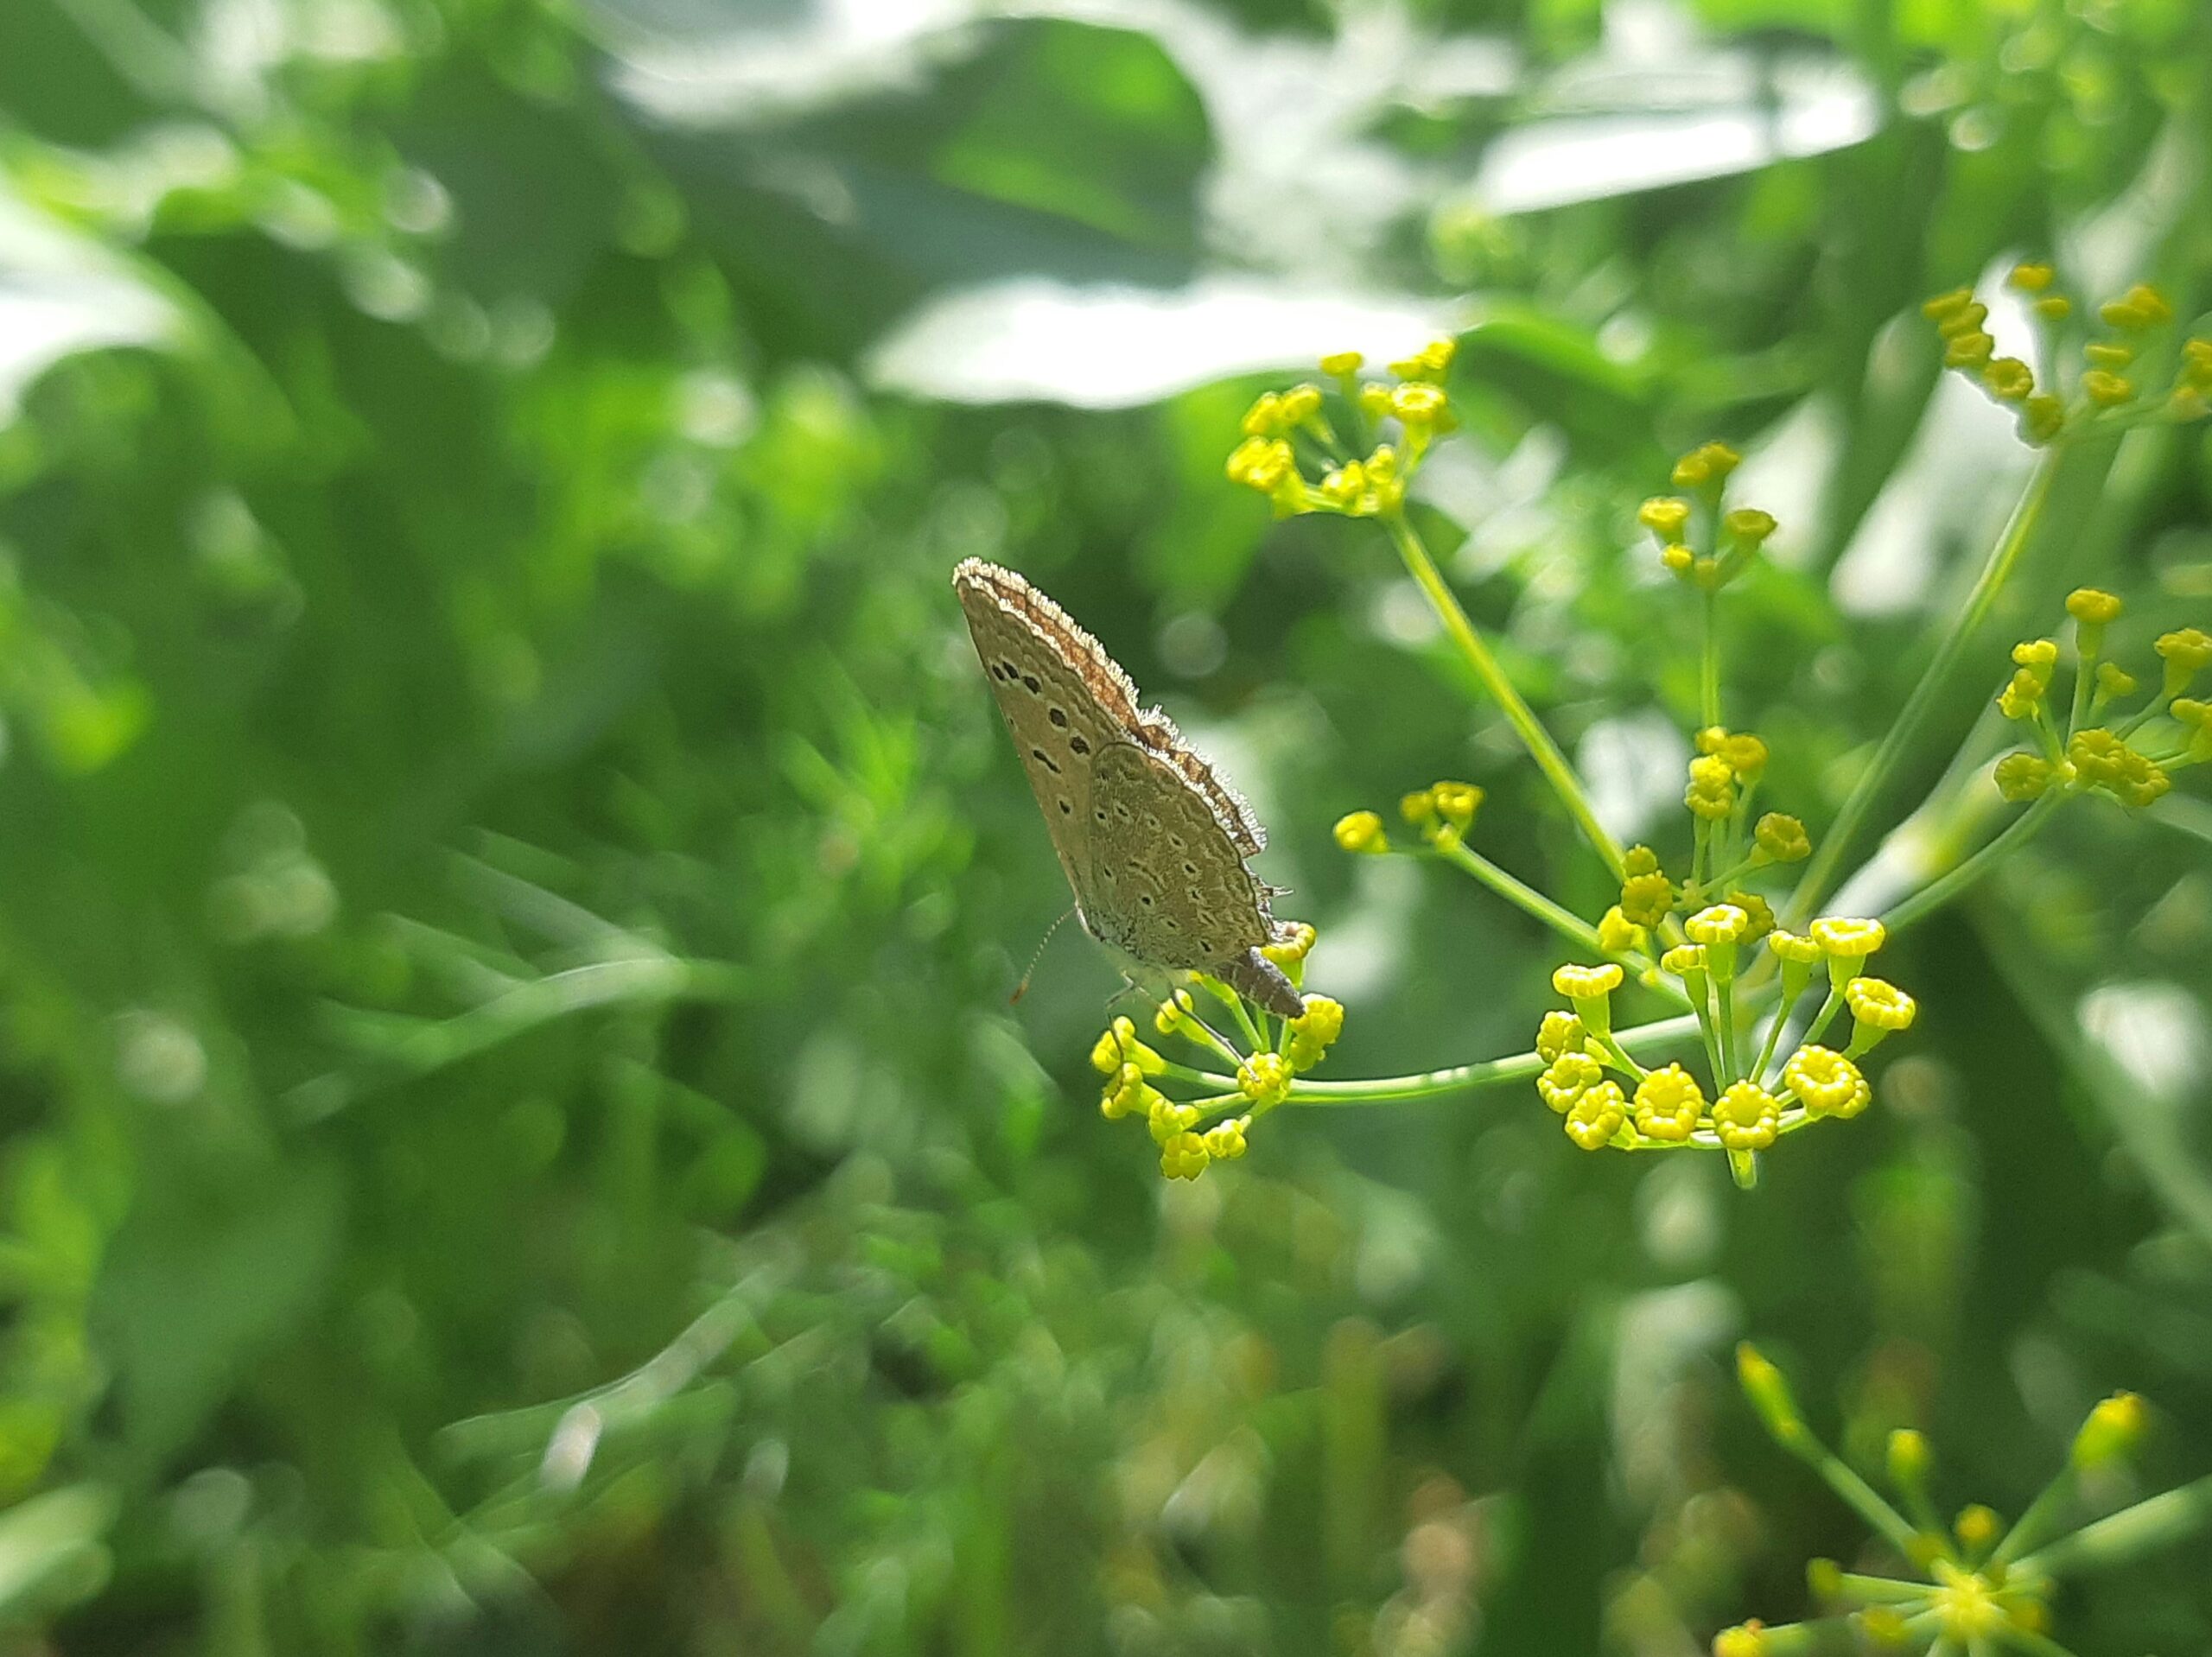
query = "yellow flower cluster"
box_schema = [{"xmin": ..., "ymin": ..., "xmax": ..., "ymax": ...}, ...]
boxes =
[
  {"xmin": 1091, "ymin": 928, "xmax": 1344, "ymax": 1181},
  {"xmin": 1635, "ymin": 442, "xmax": 1780, "ymax": 590},
  {"xmin": 1929, "ymin": 267, "xmax": 2211, "ymax": 446},
  {"xmin": 1991, "ymin": 587, "xmax": 2211, "ymax": 810},
  {"xmin": 1716, "ymin": 1344, "xmax": 2192, "ymax": 1657},
  {"xmin": 1224, "ymin": 342, "xmax": 1459, "ymax": 519},
  {"xmin": 1535, "ymin": 909, "xmax": 1912, "ymax": 1172}
]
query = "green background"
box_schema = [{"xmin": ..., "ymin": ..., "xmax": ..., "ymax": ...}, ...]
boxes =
[{"xmin": 0, "ymin": 0, "xmax": 2209, "ymax": 1650}]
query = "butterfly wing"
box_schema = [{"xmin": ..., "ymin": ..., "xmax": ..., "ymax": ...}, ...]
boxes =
[
  {"xmin": 1088, "ymin": 740, "xmax": 1300, "ymax": 1017},
  {"xmin": 954, "ymin": 559, "xmax": 1135, "ymax": 922}
]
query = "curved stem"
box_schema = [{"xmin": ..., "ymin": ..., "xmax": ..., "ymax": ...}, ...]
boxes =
[
  {"xmin": 1381, "ymin": 508, "xmax": 1624, "ymax": 879},
  {"xmin": 2012, "ymin": 1472, "xmax": 2212, "ymax": 1579},
  {"xmin": 1786, "ymin": 455, "xmax": 2059, "ymax": 927},
  {"xmin": 1882, "ymin": 791, "xmax": 2067, "ymax": 934},
  {"xmin": 1428, "ymin": 839, "xmax": 1688, "ymax": 1008},
  {"xmin": 1283, "ymin": 1013, "xmax": 1702, "ymax": 1105}
]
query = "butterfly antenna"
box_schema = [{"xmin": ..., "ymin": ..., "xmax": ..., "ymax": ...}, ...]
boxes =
[{"xmin": 1010, "ymin": 907, "xmax": 1078, "ymax": 1005}]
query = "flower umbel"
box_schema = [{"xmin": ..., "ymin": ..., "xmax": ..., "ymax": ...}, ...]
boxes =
[{"xmin": 1719, "ymin": 1350, "xmax": 2212, "ymax": 1657}]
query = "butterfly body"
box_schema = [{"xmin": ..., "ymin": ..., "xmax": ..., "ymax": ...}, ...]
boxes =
[{"xmin": 953, "ymin": 559, "xmax": 1303, "ymax": 1019}]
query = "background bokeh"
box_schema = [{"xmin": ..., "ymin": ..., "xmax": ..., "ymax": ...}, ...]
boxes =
[{"xmin": 1, "ymin": 0, "xmax": 2210, "ymax": 1650}]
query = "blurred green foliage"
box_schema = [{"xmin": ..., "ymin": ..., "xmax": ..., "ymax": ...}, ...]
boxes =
[{"xmin": 0, "ymin": 0, "xmax": 2209, "ymax": 1652}]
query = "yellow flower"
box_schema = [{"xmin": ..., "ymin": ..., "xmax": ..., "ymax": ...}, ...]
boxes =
[
  {"xmin": 1537, "ymin": 1051, "xmax": 1604, "ymax": 1114},
  {"xmin": 1237, "ymin": 1052, "xmax": 1292, "ymax": 1107},
  {"xmin": 1944, "ymin": 330, "xmax": 1995, "ymax": 370},
  {"xmin": 1147, "ymin": 1095, "xmax": 1201, "ymax": 1145},
  {"xmin": 1638, "ymin": 497, "xmax": 1692, "ymax": 540},
  {"xmin": 1390, "ymin": 381, "xmax": 1448, "ymax": 427},
  {"xmin": 1782, "ymin": 1044, "xmax": 1870, "ymax": 1117},
  {"xmin": 1754, "ymin": 813, "xmax": 1811, "ymax": 862},
  {"xmin": 1101, "ymin": 1064, "xmax": 1162, "ymax": 1121},
  {"xmin": 2014, "ymin": 638, "xmax": 2060, "ymax": 673},
  {"xmin": 1766, "ymin": 930, "xmax": 1822, "ymax": 966},
  {"xmin": 1633, "ymin": 1063, "xmax": 1705, "ymax": 1141},
  {"xmin": 1730, "ymin": 891, "xmax": 1775, "ymax": 944},
  {"xmin": 1712, "ymin": 1081, "xmax": 1781, "ymax": 1151},
  {"xmin": 1845, "ymin": 975, "xmax": 1917, "ymax": 1033},
  {"xmin": 1552, "ymin": 962, "xmax": 1624, "ymax": 1001},
  {"xmin": 1596, "ymin": 905, "xmax": 1646, "ymax": 955},
  {"xmin": 1318, "ymin": 460, "xmax": 1369, "ymax": 510},
  {"xmin": 1225, "ymin": 435, "xmax": 1297, "ymax": 494},
  {"xmin": 1092, "ymin": 1016, "xmax": 1166, "ymax": 1076},
  {"xmin": 1431, "ymin": 780, "xmax": 1483, "ymax": 832},
  {"xmin": 1357, "ymin": 382, "xmax": 1394, "ymax": 420},
  {"xmin": 2086, "ymin": 341, "xmax": 2135, "ymax": 369},
  {"xmin": 1262, "ymin": 923, "xmax": 1317, "ymax": 966},
  {"xmin": 1686, "ymin": 753, "xmax": 1736, "ymax": 821},
  {"xmin": 1278, "ymin": 383, "xmax": 1323, "ymax": 423},
  {"xmin": 1240, "ymin": 392, "xmax": 1284, "ymax": 436},
  {"xmin": 2070, "ymin": 588, "xmax": 2123, "ymax": 628},
  {"xmin": 1980, "ymin": 357, "xmax": 2034, "ymax": 401},
  {"xmin": 1672, "ymin": 441, "xmax": 1740, "ymax": 487},
  {"xmin": 1160, "ymin": 1130, "xmax": 1210, "ymax": 1180},
  {"xmin": 1922, "ymin": 287, "xmax": 1975, "ymax": 323},
  {"xmin": 2095, "ymin": 662, "xmax": 2136, "ymax": 701},
  {"xmin": 1202, "ymin": 1114, "xmax": 1251, "ymax": 1162},
  {"xmin": 1723, "ymin": 507, "xmax": 1777, "ymax": 546},
  {"xmin": 1660, "ymin": 943, "xmax": 1707, "ymax": 979},
  {"xmin": 1623, "ymin": 844, "xmax": 1660, "ymax": 876},
  {"xmin": 1620, "ymin": 867, "xmax": 1674, "ymax": 929},
  {"xmin": 1993, "ymin": 751, "xmax": 2056, "ymax": 803},
  {"xmin": 2099, "ymin": 283, "xmax": 2173, "ymax": 329},
  {"xmin": 1389, "ymin": 339, "xmax": 1456, "ymax": 380},
  {"xmin": 1286, "ymin": 996, "xmax": 1344, "ymax": 1070},
  {"xmin": 1564, "ymin": 1080, "xmax": 1628, "ymax": 1150},
  {"xmin": 1334, "ymin": 810, "xmax": 1389, "ymax": 854},
  {"xmin": 1713, "ymin": 1625, "xmax": 1768, "ymax": 1657},
  {"xmin": 1809, "ymin": 916, "xmax": 1885, "ymax": 962},
  {"xmin": 1686, "ymin": 904, "xmax": 1749, "ymax": 945},
  {"xmin": 2007, "ymin": 262, "xmax": 2055, "ymax": 293},
  {"xmin": 2070, "ymin": 728, "xmax": 2169, "ymax": 808},
  {"xmin": 1535, "ymin": 1010, "xmax": 1586, "ymax": 1063},
  {"xmin": 1399, "ymin": 788, "xmax": 1436, "ymax": 828},
  {"xmin": 2072, "ymin": 1391, "xmax": 2146, "ymax": 1470},
  {"xmin": 1954, "ymin": 1505, "xmax": 2001, "ymax": 1554},
  {"xmin": 1717, "ymin": 732, "xmax": 1769, "ymax": 780},
  {"xmin": 2082, "ymin": 369, "xmax": 2133, "ymax": 408},
  {"xmin": 2156, "ymin": 627, "xmax": 2212, "ymax": 695},
  {"xmin": 2021, "ymin": 394, "xmax": 2065, "ymax": 443},
  {"xmin": 2175, "ymin": 699, "xmax": 2212, "ymax": 762},
  {"xmin": 1153, "ymin": 987, "xmax": 1196, "ymax": 1036}
]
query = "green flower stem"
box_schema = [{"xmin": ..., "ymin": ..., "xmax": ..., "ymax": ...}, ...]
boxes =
[
  {"xmin": 1205, "ymin": 979, "xmax": 1267, "ymax": 1052},
  {"xmin": 2012, "ymin": 1471, "xmax": 2212, "ymax": 1579},
  {"xmin": 1701, "ymin": 588, "xmax": 1723, "ymax": 730},
  {"xmin": 1882, "ymin": 790, "xmax": 2067, "ymax": 935},
  {"xmin": 1990, "ymin": 1462, "xmax": 2079, "ymax": 1570},
  {"xmin": 1834, "ymin": 1571, "xmax": 1930, "ymax": 1603},
  {"xmin": 1778, "ymin": 1435, "xmax": 1924, "ymax": 1559},
  {"xmin": 1749, "ymin": 991, "xmax": 1799, "ymax": 1086},
  {"xmin": 1787, "ymin": 454, "xmax": 2060, "ymax": 928},
  {"xmin": 1715, "ymin": 975, "xmax": 1742, "ymax": 1082},
  {"xmin": 1283, "ymin": 1013, "xmax": 1703, "ymax": 1104},
  {"xmin": 1801, "ymin": 986, "xmax": 1847, "ymax": 1052},
  {"xmin": 1429, "ymin": 838, "xmax": 1688, "ymax": 1008},
  {"xmin": 1159, "ymin": 1059, "xmax": 1236, "ymax": 1089},
  {"xmin": 1176, "ymin": 1010, "xmax": 1249, "ymax": 1071},
  {"xmin": 1381, "ymin": 507, "xmax": 1626, "ymax": 879}
]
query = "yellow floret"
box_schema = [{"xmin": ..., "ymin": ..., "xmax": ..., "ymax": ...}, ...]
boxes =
[
  {"xmin": 1632, "ymin": 1063, "xmax": 1706, "ymax": 1141},
  {"xmin": 1537, "ymin": 1051, "xmax": 1604, "ymax": 1114},
  {"xmin": 1160, "ymin": 1130, "xmax": 1211, "ymax": 1179},
  {"xmin": 1535, "ymin": 1010, "xmax": 1586, "ymax": 1063},
  {"xmin": 1686, "ymin": 904, "xmax": 1749, "ymax": 945},
  {"xmin": 1754, "ymin": 813, "xmax": 1811, "ymax": 862},
  {"xmin": 1552, "ymin": 962, "xmax": 1624, "ymax": 1001},
  {"xmin": 1845, "ymin": 975, "xmax": 1917, "ymax": 1032},
  {"xmin": 1333, "ymin": 810, "xmax": 1389, "ymax": 854},
  {"xmin": 1782, "ymin": 1044, "xmax": 1870, "ymax": 1117},
  {"xmin": 1564, "ymin": 1080, "xmax": 1628, "ymax": 1149},
  {"xmin": 1712, "ymin": 1082, "xmax": 1781, "ymax": 1151},
  {"xmin": 1809, "ymin": 917, "xmax": 1886, "ymax": 961}
]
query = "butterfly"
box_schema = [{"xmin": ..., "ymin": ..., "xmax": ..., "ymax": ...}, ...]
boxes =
[{"xmin": 953, "ymin": 558, "xmax": 1305, "ymax": 1019}]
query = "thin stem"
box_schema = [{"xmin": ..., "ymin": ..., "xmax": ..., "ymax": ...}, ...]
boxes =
[
  {"xmin": 1990, "ymin": 1463, "xmax": 2078, "ymax": 1570},
  {"xmin": 1284, "ymin": 1013, "xmax": 1703, "ymax": 1105},
  {"xmin": 2012, "ymin": 1472, "xmax": 2212, "ymax": 1579},
  {"xmin": 1429, "ymin": 839, "xmax": 1686, "ymax": 1006},
  {"xmin": 1832, "ymin": 1571, "xmax": 1929, "ymax": 1603},
  {"xmin": 1749, "ymin": 988, "xmax": 1800, "ymax": 1086},
  {"xmin": 1382, "ymin": 508, "xmax": 1624, "ymax": 879},
  {"xmin": 1801, "ymin": 1444, "xmax": 1927, "ymax": 1560},
  {"xmin": 1992, "ymin": 1628, "xmax": 2084, "ymax": 1657},
  {"xmin": 1787, "ymin": 455, "xmax": 2059, "ymax": 927},
  {"xmin": 1883, "ymin": 791, "xmax": 2066, "ymax": 934},
  {"xmin": 1701, "ymin": 588, "xmax": 1722, "ymax": 731}
]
